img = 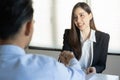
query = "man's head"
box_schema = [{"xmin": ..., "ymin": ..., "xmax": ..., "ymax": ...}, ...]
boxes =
[{"xmin": 0, "ymin": 0, "xmax": 34, "ymax": 48}]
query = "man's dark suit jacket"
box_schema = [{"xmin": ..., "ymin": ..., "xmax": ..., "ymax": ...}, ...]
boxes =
[{"xmin": 62, "ymin": 29, "xmax": 110, "ymax": 73}]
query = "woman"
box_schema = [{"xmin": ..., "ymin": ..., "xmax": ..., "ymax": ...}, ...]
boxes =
[{"xmin": 59, "ymin": 2, "xmax": 110, "ymax": 74}]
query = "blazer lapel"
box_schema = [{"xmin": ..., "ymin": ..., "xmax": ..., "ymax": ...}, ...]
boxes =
[{"xmin": 92, "ymin": 31, "xmax": 99, "ymax": 66}]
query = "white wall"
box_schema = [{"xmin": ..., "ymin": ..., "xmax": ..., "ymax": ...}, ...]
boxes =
[{"xmin": 27, "ymin": 49, "xmax": 120, "ymax": 77}]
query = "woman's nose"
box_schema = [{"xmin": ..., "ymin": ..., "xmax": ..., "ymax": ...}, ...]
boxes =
[{"xmin": 77, "ymin": 17, "xmax": 82, "ymax": 23}]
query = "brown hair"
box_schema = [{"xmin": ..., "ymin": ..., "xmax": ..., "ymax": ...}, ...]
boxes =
[{"xmin": 68, "ymin": 2, "xmax": 96, "ymax": 60}]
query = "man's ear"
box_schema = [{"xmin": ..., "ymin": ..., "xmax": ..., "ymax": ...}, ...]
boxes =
[{"xmin": 25, "ymin": 20, "xmax": 33, "ymax": 36}]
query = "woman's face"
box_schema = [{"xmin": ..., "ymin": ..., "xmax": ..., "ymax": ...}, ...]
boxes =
[{"xmin": 73, "ymin": 7, "xmax": 92, "ymax": 31}]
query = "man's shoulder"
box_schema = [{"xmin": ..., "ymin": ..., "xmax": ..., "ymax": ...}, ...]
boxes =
[
  {"xmin": 16, "ymin": 53, "xmax": 58, "ymax": 69},
  {"xmin": 25, "ymin": 53, "xmax": 56, "ymax": 63}
]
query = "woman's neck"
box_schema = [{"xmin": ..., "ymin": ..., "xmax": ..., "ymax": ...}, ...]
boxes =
[{"xmin": 80, "ymin": 27, "xmax": 91, "ymax": 41}]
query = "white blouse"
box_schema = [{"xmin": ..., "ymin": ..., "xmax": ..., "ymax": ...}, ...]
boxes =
[{"xmin": 79, "ymin": 29, "xmax": 96, "ymax": 71}]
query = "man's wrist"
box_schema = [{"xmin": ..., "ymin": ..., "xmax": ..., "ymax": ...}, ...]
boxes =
[{"xmin": 68, "ymin": 58, "xmax": 79, "ymax": 66}]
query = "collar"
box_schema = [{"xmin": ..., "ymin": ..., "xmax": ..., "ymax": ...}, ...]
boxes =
[
  {"xmin": 80, "ymin": 29, "xmax": 96, "ymax": 42},
  {"xmin": 89, "ymin": 29, "xmax": 96, "ymax": 42}
]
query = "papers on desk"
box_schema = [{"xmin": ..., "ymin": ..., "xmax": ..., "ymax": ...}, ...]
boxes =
[{"xmin": 86, "ymin": 73, "xmax": 119, "ymax": 80}]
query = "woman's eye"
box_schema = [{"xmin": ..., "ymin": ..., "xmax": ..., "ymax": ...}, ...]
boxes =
[{"xmin": 80, "ymin": 14, "xmax": 84, "ymax": 17}]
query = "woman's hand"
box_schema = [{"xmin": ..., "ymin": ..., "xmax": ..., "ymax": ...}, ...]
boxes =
[
  {"xmin": 86, "ymin": 67, "xmax": 96, "ymax": 74},
  {"xmin": 58, "ymin": 50, "xmax": 74, "ymax": 66}
]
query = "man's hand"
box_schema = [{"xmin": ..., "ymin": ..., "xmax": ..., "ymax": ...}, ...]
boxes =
[{"xmin": 58, "ymin": 50, "xmax": 74, "ymax": 66}]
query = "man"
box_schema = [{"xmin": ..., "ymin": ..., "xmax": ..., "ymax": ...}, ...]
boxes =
[{"xmin": 0, "ymin": 0, "xmax": 85, "ymax": 80}]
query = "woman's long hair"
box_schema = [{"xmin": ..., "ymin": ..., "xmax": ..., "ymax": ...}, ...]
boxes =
[{"xmin": 68, "ymin": 2, "xmax": 96, "ymax": 60}]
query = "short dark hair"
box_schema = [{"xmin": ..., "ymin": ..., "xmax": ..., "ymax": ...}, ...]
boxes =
[{"xmin": 0, "ymin": 0, "xmax": 33, "ymax": 40}]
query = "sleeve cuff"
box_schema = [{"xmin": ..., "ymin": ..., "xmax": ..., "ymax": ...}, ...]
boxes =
[{"xmin": 68, "ymin": 58, "xmax": 79, "ymax": 66}]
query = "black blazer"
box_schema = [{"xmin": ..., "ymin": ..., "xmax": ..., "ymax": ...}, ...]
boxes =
[{"xmin": 62, "ymin": 29, "xmax": 110, "ymax": 73}]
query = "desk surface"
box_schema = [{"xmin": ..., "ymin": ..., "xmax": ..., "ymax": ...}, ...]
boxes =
[{"xmin": 86, "ymin": 73, "xmax": 119, "ymax": 80}]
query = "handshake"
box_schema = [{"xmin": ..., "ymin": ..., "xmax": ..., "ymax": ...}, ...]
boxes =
[
  {"xmin": 58, "ymin": 51, "xmax": 96, "ymax": 74},
  {"xmin": 58, "ymin": 50, "xmax": 74, "ymax": 66}
]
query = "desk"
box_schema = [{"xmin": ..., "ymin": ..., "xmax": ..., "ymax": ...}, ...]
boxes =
[{"xmin": 86, "ymin": 73, "xmax": 119, "ymax": 80}]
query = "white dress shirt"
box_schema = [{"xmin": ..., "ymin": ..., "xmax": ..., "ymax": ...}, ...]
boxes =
[{"xmin": 79, "ymin": 29, "xmax": 96, "ymax": 71}]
